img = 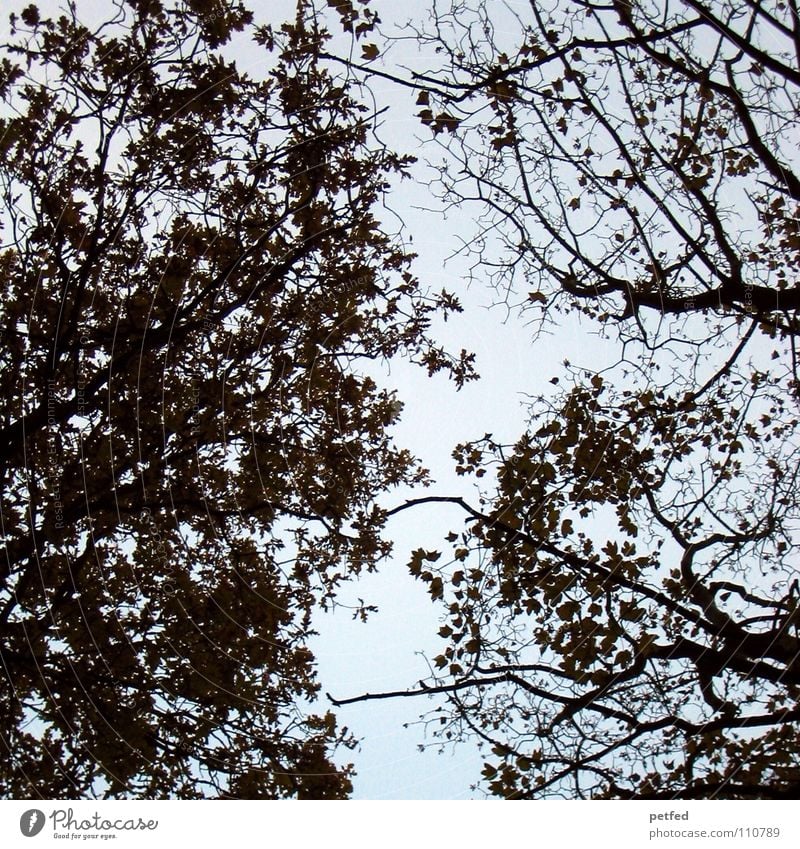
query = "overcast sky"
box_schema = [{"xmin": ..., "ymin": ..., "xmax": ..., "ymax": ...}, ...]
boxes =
[{"xmin": 302, "ymin": 1, "xmax": 626, "ymax": 796}]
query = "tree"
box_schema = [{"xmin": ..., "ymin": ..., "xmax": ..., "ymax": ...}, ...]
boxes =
[
  {"xmin": 326, "ymin": 0, "xmax": 800, "ymax": 798},
  {"xmin": 387, "ymin": 0, "xmax": 800, "ymax": 355},
  {"xmin": 335, "ymin": 354, "xmax": 800, "ymax": 799},
  {"xmin": 0, "ymin": 0, "xmax": 471, "ymax": 798}
]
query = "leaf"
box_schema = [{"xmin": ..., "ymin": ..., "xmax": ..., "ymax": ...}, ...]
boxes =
[
  {"xmin": 361, "ymin": 43, "xmax": 379, "ymax": 61},
  {"xmin": 433, "ymin": 112, "xmax": 461, "ymax": 134},
  {"xmin": 556, "ymin": 600, "xmax": 580, "ymax": 620},
  {"xmin": 20, "ymin": 5, "xmax": 40, "ymax": 26}
]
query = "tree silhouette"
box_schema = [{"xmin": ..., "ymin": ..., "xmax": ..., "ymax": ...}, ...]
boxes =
[
  {"xmin": 383, "ymin": 0, "xmax": 800, "ymax": 353},
  {"xmin": 334, "ymin": 353, "xmax": 800, "ymax": 798},
  {"xmin": 0, "ymin": 0, "xmax": 471, "ymax": 798},
  {"xmin": 326, "ymin": 0, "xmax": 800, "ymax": 799}
]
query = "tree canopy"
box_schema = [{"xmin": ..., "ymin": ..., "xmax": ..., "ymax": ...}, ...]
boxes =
[
  {"xmin": 326, "ymin": 0, "xmax": 800, "ymax": 799},
  {"xmin": 0, "ymin": 0, "xmax": 470, "ymax": 798},
  {"xmin": 391, "ymin": 0, "xmax": 800, "ymax": 350},
  {"xmin": 358, "ymin": 357, "xmax": 800, "ymax": 798},
  {"xmin": 3, "ymin": 0, "xmax": 800, "ymax": 802}
]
